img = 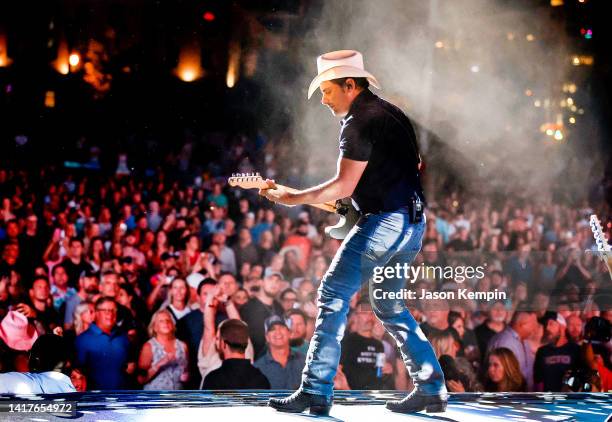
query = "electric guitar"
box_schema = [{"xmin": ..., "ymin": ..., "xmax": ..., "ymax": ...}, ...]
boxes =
[
  {"xmin": 227, "ymin": 173, "xmax": 360, "ymax": 240},
  {"xmin": 590, "ymin": 214, "xmax": 612, "ymax": 279}
]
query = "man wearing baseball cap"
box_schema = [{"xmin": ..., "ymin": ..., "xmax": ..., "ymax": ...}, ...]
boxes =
[
  {"xmin": 254, "ymin": 315, "xmax": 305, "ymax": 390},
  {"xmin": 261, "ymin": 50, "xmax": 445, "ymax": 415},
  {"xmin": 239, "ymin": 269, "xmax": 284, "ymax": 358},
  {"xmin": 534, "ymin": 311, "xmax": 580, "ymax": 391}
]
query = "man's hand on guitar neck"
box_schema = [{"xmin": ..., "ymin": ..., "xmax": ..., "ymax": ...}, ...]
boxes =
[
  {"xmin": 258, "ymin": 157, "xmax": 367, "ymax": 207},
  {"xmin": 259, "ymin": 179, "xmax": 295, "ymax": 206}
]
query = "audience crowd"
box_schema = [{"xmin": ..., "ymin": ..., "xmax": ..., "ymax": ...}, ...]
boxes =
[{"xmin": 0, "ymin": 142, "xmax": 610, "ymax": 393}]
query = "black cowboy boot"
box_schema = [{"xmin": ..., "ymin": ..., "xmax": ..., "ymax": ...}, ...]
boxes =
[
  {"xmin": 268, "ymin": 390, "xmax": 332, "ymax": 416},
  {"xmin": 386, "ymin": 389, "xmax": 448, "ymax": 414}
]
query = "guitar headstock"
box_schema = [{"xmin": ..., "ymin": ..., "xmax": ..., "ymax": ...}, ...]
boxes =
[
  {"xmin": 227, "ymin": 172, "xmax": 265, "ymax": 190},
  {"xmin": 590, "ymin": 214, "xmax": 611, "ymax": 253}
]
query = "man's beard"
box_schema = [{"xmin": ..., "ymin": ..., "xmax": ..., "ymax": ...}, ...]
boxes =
[
  {"xmin": 545, "ymin": 332, "xmax": 560, "ymax": 345},
  {"xmin": 85, "ymin": 286, "xmax": 99, "ymax": 295}
]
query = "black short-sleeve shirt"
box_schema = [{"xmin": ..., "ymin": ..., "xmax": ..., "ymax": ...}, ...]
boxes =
[{"xmin": 338, "ymin": 89, "xmax": 425, "ymax": 213}]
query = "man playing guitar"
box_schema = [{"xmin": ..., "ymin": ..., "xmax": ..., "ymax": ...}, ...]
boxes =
[{"xmin": 261, "ymin": 50, "xmax": 447, "ymax": 415}]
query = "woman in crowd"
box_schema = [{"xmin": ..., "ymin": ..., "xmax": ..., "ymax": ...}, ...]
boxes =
[
  {"xmin": 87, "ymin": 237, "xmax": 107, "ymax": 273},
  {"xmin": 73, "ymin": 301, "xmax": 95, "ymax": 336},
  {"xmin": 484, "ymin": 347, "xmax": 526, "ymax": 392},
  {"xmin": 430, "ymin": 330, "xmax": 482, "ymax": 392},
  {"xmin": 137, "ymin": 309, "xmax": 189, "ymax": 390},
  {"xmin": 69, "ymin": 367, "xmax": 88, "ymax": 392},
  {"xmin": 164, "ymin": 278, "xmax": 191, "ymax": 322},
  {"xmin": 448, "ymin": 310, "xmax": 481, "ymax": 364}
]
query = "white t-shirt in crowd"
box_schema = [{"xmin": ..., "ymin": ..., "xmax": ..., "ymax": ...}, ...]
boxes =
[{"xmin": 0, "ymin": 371, "xmax": 76, "ymax": 394}]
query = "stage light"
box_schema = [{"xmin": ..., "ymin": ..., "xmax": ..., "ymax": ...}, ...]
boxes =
[
  {"xmin": 570, "ymin": 105, "xmax": 577, "ymax": 112},
  {"xmin": 180, "ymin": 69, "xmax": 196, "ymax": 82},
  {"xmin": 585, "ymin": 29, "xmax": 592, "ymax": 39},
  {"xmin": 69, "ymin": 53, "xmax": 80, "ymax": 67},
  {"xmin": 53, "ymin": 39, "xmax": 70, "ymax": 75},
  {"xmin": 506, "ymin": 33, "xmax": 515, "ymax": 41},
  {"xmin": 44, "ymin": 91, "xmax": 55, "ymax": 108},
  {"xmin": 203, "ymin": 11, "xmax": 215, "ymax": 21},
  {"xmin": 546, "ymin": 129, "xmax": 554, "ymax": 136},
  {"xmin": 569, "ymin": 117, "xmax": 576, "ymax": 124},
  {"xmin": 526, "ymin": 34, "xmax": 535, "ymax": 41},
  {"xmin": 226, "ymin": 41, "xmax": 241, "ymax": 88},
  {"xmin": 534, "ymin": 100, "xmax": 541, "ymax": 107},
  {"xmin": 567, "ymin": 97, "xmax": 574, "ymax": 105},
  {"xmin": 0, "ymin": 33, "xmax": 12, "ymax": 67},
  {"xmin": 525, "ymin": 89, "xmax": 533, "ymax": 96},
  {"xmin": 554, "ymin": 130, "xmax": 563, "ymax": 141},
  {"xmin": 470, "ymin": 65, "xmax": 479, "ymax": 73},
  {"xmin": 435, "ymin": 41, "xmax": 444, "ymax": 48},
  {"xmin": 572, "ymin": 55, "xmax": 593, "ymax": 66},
  {"xmin": 176, "ymin": 44, "xmax": 203, "ymax": 82}
]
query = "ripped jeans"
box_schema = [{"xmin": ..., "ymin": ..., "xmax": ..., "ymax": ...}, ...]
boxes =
[{"xmin": 301, "ymin": 211, "xmax": 446, "ymax": 398}]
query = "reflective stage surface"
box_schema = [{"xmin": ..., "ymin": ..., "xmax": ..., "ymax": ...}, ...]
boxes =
[{"xmin": 0, "ymin": 391, "xmax": 611, "ymax": 421}]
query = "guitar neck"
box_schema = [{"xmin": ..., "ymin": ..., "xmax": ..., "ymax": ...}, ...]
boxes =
[
  {"xmin": 227, "ymin": 174, "xmax": 337, "ymax": 213},
  {"xmin": 274, "ymin": 184, "xmax": 337, "ymax": 213}
]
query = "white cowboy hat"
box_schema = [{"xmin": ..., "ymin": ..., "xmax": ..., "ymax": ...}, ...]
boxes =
[{"xmin": 307, "ymin": 50, "xmax": 381, "ymax": 99}]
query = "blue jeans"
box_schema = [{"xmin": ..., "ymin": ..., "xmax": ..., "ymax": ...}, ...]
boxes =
[{"xmin": 301, "ymin": 210, "xmax": 446, "ymax": 398}]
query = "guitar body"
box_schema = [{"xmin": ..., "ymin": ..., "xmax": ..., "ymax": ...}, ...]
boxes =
[{"xmin": 325, "ymin": 198, "xmax": 361, "ymax": 240}]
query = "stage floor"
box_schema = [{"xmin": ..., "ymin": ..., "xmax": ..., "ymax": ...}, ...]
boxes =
[{"xmin": 1, "ymin": 391, "xmax": 611, "ymax": 421}]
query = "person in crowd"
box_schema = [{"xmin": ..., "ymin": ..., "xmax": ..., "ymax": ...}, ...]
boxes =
[
  {"xmin": 475, "ymin": 300, "xmax": 507, "ymax": 361},
  {"xmin": 61, "ymin": 238, "xmax": 93, "ymax": 289},
  {"xmin": 211, "ymin": 232, "xmax": 237, "ymax": 275},
  {"xmin": 75, "ymin": 297, "xmax": 134, "ymax": 389},
  {"xmin": 0, "ymin": 334, "xmax": 75, "ymax": 394},
  {"xmin": 448, "ymin": 310, "xmax": 480, "ymax": 363},
  {"xmin": 239, "ymin": 269, "xmax": 284, "ymax": 357},
  {"xmin": 233, "ymin": 228, "xmax": 259, "ymax": 271},
  {"xmin": 138, "ymin": 308, "xmax": 189, "ymax": 390},
  {"xmin": 198, "ymin": 283, "xmax": 254, "ymax": 384},
  {"xmin": 17, "ymin": 276, "xmax": 60, "ymax": 334},
  {"xmin": 429, "ymin": 330, "xmax": 482, "ymax": 392},
  {"xmin": 254, "ymin": 315, "xmax": 305, "ymax": 390},
  {"xmin": 487, "ymin": 305, "xmax": 538, "ymax": 391},
  {"xmin": 202, "ymin": 319, "xmax": 269, "ymax": 389},
  {"xmin": 231, "ymin": 288, "xmax": 249, "ymax": 309},
  {"xmin": 279, "ymin": 288, "xmax": 299, "ymax": 313},
  {"xmin": 340, "ymin": 300, "xmax": 387, "ymax": 390},
  {"xmin": 50, "ymin": 263, "xmax": 77, "ymax": 312},
  {"xmin": 534, "ymin": 312, "xmax": 581, "ymax": 391},
  {"xmin": 146, "ymin": 264, "xmax": 180, "ymax": 312},
  {"xmin": 484, "ymin": 347, "xmax": 527, "ymax": 392},
  {"xmin": 73, "ymin": 301, "xmax": 95, "ymax": 336},
  {"xmin": 566, "ymin": 314, "xmax": 584, "ymax": 344},
  {"xmin": 164, "ymin": 278, "xmax": 192, "ymax": 322},
  {"xmin": 420, "ymin": 299, "xmax": 451, "ymax": 338},
  {"xmin": 176, "ymin": 278, "xmax": 217, "ymax": 389},
  {"xmin": 0, "ymin": 310, "xmax": 39, "ymax": 372},
  {"xmin": 286, "ymin": 308, "xmax": 309, "ymax": 356},
  {"xmin": 69, "ymin": 366, "xmax": 88, "ymax": 392},
  {"xmin": 64, "ymin": 270, "xmax": 99, "ymax": 330}
]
